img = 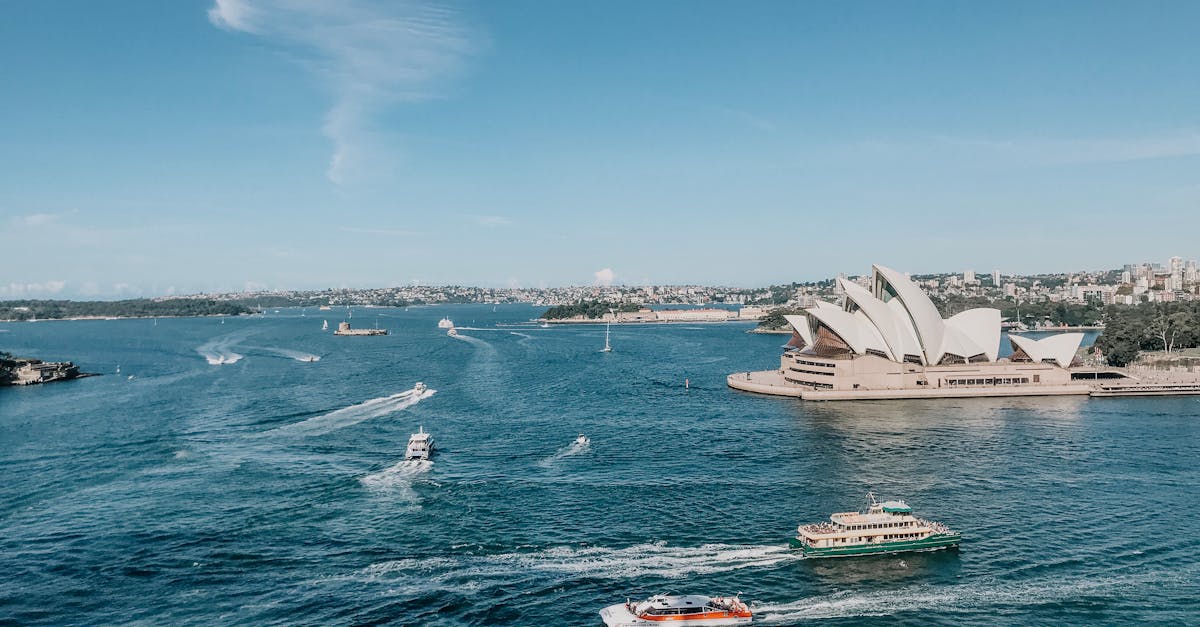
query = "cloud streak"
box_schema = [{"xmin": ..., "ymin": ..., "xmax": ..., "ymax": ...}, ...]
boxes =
[
  {"xmin": 10, "ymin": 212, "xmax": 62, "ymax": 227},
  {"xmin": 338, "ymin": 226, "xmax": 423, "ymax": 236},
  {"xmin": 208, "ymin": 0, "xmax": 476, "ymax": 183}
]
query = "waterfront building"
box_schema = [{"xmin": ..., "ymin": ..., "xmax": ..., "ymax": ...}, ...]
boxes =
[{"xmin": 728, "ymin": 264, "xmax": 1094, "ymax": 400}]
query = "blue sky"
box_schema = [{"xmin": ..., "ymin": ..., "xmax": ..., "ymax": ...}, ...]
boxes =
[{"xmin": 2, "ymin": 0, "xmax": 1198, "ymax": 298}]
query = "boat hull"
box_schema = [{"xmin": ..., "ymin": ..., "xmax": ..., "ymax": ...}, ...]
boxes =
[
  {"xmin": 600, "ymin": 604, "xmax": 752, "ymax": 627},
  {"xmin": 789, "ymin": 533, "xmax": 961, "ymax": 558}
]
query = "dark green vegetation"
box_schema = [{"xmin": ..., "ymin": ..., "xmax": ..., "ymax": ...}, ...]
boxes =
[
  {"xmin": 0, "ymin": 299, "xmax": 251, "ymax": 321},
  {"xmin": 542, "ymin": 301, "xmax": 641, "ymax": 320},
  {"xmin": 1095, "ymin": 302, "xmax": 1200, "ymax": 366},
  {"xmin": 756, "ymin": 307, "xmax": 807, "ymax": 330},
  {"xmin": 0, "ymin": 351, "xmax": 16, "ymax": 384}
]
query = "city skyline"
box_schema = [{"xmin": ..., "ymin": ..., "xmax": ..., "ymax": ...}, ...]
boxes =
[{"xmin": 3, "ymin": 1, "xmax": 1199, "ymax": 298}]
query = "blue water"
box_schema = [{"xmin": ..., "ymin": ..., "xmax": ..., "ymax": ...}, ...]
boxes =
[{"xmin": 1, "ymin": 305, "xmax": 1197, "ymax": 625}]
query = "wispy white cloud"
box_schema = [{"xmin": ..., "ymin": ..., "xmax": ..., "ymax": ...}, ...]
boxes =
[
  {"xmin": 471, "ymin": 214, "xmax": 510, "ymax": 227},
  {"xmin": 208, "ymin": 0, "xmax": 477, "ymax": 184},
  {"xmin": 931, "ymin": 131, "xmax": 1200, "ymax": 166},
  {"xmin": 10, "ymin": 212, "xmax": 62, "ymax": 227},
  {"xmin": 594, "ymin": 268, "xmax": 616, "ymax": 286},
  {"xmin": 0, "ymin": 280, "xmax": 67, "ymax": 298},
  {"xmin": 338, "ymin": 226, "xmax": 423, "ymax": 236}
]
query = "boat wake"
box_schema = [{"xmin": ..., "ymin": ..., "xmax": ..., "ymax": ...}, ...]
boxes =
[
  {"xmin": 271, "ymin": 387, "xmax": 436, "ymax": 436},
  {"xmin": 360, "ymin": 459, "xmax": 433, "ymax": 494},
  {"xmin": 253, "ymin": 346, "xmax": 321, "ymax": 362},
  {"xmin": 361, "ymin": 542, "xmax": 798, "ymax": 588},
  {"xmin": 197, "ymin": 330, "xmax": 254, "ymax": 365},
  {"xmin": 751, "ymin": 569, "xmax": 1184, "ymax": 622},
  {"xmin": 538, "ymin": 436, "xmax": 591, "ymax": 468},
  {"xmin": 449, "ymin": 332, "xmax": 490, "ymax": 346}
]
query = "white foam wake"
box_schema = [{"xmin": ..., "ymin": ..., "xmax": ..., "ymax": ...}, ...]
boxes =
[
  {"xmin": 538, "ymin": 437, "xmax": 591, "ymax": 468},
  {"xmin": 360, "ymin": 459, "xmax": 433, "ymax": 492},
  {"xmin": 255, "ymin": 346, "xmax": 321, "ymax": 362},
  {"xmin": 272, "ymin": 387, "xmax": 436, "ymax": 436},
  {"xmin": 752, "ymin": 569, "xmax": 1179, "ymax": 622},
  {"xmin": 362, "ymin": 542, "xmax": 798, "ymax": 588},
  {"xmin": 202, "ymin": 352, "xmax": 243, "ymax": 365},
  {"xmin": 197, "ymin": 331, "xmax": 250, "ymax": 365}
]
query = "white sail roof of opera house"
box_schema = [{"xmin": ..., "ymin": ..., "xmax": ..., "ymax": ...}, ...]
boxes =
[
  {"xmin": 1008, "ymin": 333, "xmax": 1086, "ymax": 368},
  {"xmin": 786, "ymin": 264, "xmax": 1015, "ymax": 366},
  {"xmin": 783, "ymin": 314, "xmax": 815, "ymax": 349},
  {"xmin": 839, "ymin": 278, "xmax": 923, "ymax": 363}
]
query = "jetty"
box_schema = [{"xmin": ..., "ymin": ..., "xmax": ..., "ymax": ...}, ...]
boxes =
[{"xmin": 332, "ymin": 321, "xmax": 388, "ymax": 336}]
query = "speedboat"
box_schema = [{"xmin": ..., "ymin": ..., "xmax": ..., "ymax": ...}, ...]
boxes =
[
  {"xmin": 447, "ymin": 327, "xmax": 458, "ymax": 337},
  {"xmin": 405, "ymin": 426, "xmax": 433, "ymax": 461},
  {"xmin": 600, "ymin": 595, "xmax": 751, "ymax": 626},
  {"xmin": 413, "ymin": 382, "xmax": 427, "ymax": 394},
  {"xmin": 575, "ymin": 434, "xmax": 590, "ymax": 446}
]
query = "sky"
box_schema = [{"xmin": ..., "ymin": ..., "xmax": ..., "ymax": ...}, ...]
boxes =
[{"xmin": 2, "ymin": 0, "xmax": 1198, "ymax": 299}]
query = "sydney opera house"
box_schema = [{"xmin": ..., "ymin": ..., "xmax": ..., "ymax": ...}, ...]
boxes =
[{"xmin": 727, "ymin": 264, "xmax": 1093, "ymax": 400}]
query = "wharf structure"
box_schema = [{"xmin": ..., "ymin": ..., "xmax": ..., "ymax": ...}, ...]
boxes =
[{"xmin": 728, "ymin": 264, "xmax": 1200, "ymax": 401}]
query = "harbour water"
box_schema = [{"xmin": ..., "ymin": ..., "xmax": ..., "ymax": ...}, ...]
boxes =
[{"xmin": 1, "ymin": 305, "xmax": 1197, "ymax": 624}]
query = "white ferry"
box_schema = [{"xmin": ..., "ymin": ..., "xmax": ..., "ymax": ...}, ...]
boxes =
[
  {"xmin": 404, "ymin": 426, "xmax": 433, "ymax": 461},
  {"xmin": 600, "ymin": 594, "xmax": 751, "ymax": 626},
  {"xmin": 790, "ymin": 493, "xmax": 960, "ymax": 558},
  {"xmin": 437, "ymin": 317, "xmax": 454, "ymax": 329}
]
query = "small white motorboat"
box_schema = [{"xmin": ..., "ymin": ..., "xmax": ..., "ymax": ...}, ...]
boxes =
[
  {"xmin": 405, "ymin": 426, "xmax": 433, "ymax": 461},
  {"xmin": 413, "ymin": 382, "xmax": 427, "ymax": 394},
  {"xmin": 600, "ymin": 594, "xmax": 751, "ymax": 626},
  {"xmin": 575, "ymin": 434, "xmax": 590, "ymax": 447}
]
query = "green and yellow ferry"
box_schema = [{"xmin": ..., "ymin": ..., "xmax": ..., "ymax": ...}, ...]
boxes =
[{"xmin": 789, "ymin": 493, "xmax": 961, "ymax": 558}]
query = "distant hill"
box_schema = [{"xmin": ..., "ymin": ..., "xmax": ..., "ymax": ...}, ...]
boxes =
[{"xmin": 0, "ymin": 298, "xmax": 251, "ymax": 321}]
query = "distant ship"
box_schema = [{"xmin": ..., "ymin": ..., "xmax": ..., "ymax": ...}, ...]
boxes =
[
  {"xmin": 437, "ymin": 317, "xmax": 454, "ymax": 329},
  {"xmin": 405, "ymin": 426, "xmax": 433, "ymax": 461},
  {"xmin": 319, "ymin": 305, "xmax": 332, "ymax": 311},
  {"xmin": 789, "ymin": 493, "xmax": 961, "ymax": 558}
]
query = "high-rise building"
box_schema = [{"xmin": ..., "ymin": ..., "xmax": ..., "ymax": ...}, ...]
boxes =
[
  {"xmin": 992, "ymin": 270, "xmax": 1000, "ymax": 286},
  {"xmin": 964, "ymin": 270, "xmax": 975, "ymax": 283}
]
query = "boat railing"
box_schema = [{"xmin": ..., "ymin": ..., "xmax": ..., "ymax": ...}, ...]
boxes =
[
  {"xmin": 918, "ymin": 519, "xmax": 952, "ymax": 534},
  {"xmin": 800, "ymin": 523, "xmax": 839, "ymax": 535}
]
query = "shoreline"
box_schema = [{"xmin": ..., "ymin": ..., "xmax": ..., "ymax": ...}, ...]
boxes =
[{"xmin": 0, "ymin": 313, "xmax": 249, "ymax": 323}]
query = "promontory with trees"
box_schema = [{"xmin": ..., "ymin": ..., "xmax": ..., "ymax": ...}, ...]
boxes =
[
  {"xmin": 0, "ymin": 298, "xmax": 251, "ymax": 321},
  {"xmin": 542, "ymin": 301, "xmax": 642, "ymax": 320}
]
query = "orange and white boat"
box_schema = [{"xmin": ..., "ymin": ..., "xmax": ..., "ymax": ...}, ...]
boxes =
[{"xmin": 600, "ymin": 594, "xmax": 752, "ymax": 626}]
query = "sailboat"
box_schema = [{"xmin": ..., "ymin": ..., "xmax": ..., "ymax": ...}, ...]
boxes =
[
  {"xmin": 601, "ymin": 322, "xmax": 612, "ymax": 352},
  {"xmin": 322, "ymin": 319, "xmax": 329, "ymax": 331}
]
